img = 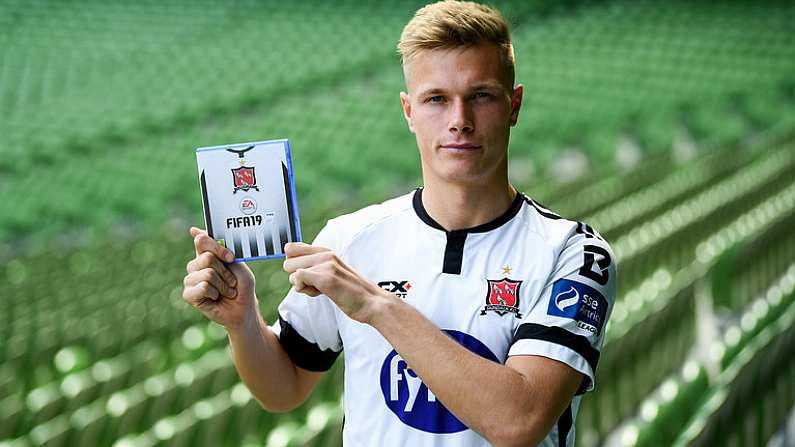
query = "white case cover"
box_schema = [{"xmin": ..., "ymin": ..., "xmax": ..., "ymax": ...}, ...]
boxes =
[{"xmin": 196, "ymin": 139, "xmax": 302, "ymax": 261}]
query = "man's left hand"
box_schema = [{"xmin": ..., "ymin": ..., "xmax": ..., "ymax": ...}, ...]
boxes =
[{"xmin": 283, "ymin": 242, "xmax": 388, "ymax": 324}]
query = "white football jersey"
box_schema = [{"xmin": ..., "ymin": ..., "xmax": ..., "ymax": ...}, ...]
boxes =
[{"xmin": 272, "ymin": 189, "xmax": 616, "ymax": 447}]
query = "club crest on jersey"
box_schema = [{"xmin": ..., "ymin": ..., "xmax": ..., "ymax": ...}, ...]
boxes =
[
  {"xmin": 231, "ymin": 166, "xmax": 258, "ymax": 194},
  {"xmin": 480, "ymin": 278, "xmax": 522, "ymax": 318}
]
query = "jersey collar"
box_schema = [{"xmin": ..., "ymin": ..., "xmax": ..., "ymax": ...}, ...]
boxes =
[{"xmin": 412, "ymin": 187, "xmax": 524, "ymax": 234}]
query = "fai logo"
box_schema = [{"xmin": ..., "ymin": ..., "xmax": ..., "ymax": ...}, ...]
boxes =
[
  {"xmin": 231, "ymin": 166, "xmax": 258, "ymax": 194},
  {"xmin": 380, "ymin": 330, "xmax": 498, "ymax": 434},
  {"xmin": 480, "ymin": 278, "xmax": 523, "ymax": 318},
  {"xmin": 378, "ymin": 280, "xmax": 412, "ymax": 298},
  {"xmin": 547, "ymin": 278, "xmax": 608, "ymax": 335}
]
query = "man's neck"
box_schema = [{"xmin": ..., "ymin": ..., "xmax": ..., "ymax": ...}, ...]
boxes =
[{"xmin": 421, "ymin": 178, "xmax": 517, "ymax": 231}]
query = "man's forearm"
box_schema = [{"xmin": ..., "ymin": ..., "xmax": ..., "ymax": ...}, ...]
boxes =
[
  {"xmin": 226, "ymin": 307, "xmax": 309, "ymax": 412},
  {"xmin": 369, "ymin": 294, "xmax": 552, "ymax": 446}
]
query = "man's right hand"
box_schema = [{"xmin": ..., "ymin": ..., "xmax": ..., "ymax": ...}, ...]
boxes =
[{"xmin": 182, "ymin": 227, "xmax": 257, "ymax": 330}]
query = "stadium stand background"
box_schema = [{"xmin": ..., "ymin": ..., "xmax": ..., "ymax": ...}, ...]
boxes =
[{"xmin": 1, "ymin": 0, "xmax": 794, "ymax": 445}]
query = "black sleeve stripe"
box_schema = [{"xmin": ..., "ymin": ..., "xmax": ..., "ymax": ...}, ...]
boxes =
[
  {"xmin": 277, "ymin": 315, "xmax": 341, "ymax": 372},
  {"xmin": 513, "ymin": 323, "xmax": 598, "ymax": 395},
  {"xmin": 512, "ymin": 323, "xmax": 600, "ymax": 374},
  {"xmin": 557, "ymin": 403, "xmax": 573, "ymax": 447}
]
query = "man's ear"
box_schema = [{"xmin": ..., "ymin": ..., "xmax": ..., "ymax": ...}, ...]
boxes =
[
  {"xmin": 400, "ymin": 91, "xmax": 415, "ymax": 133},
  {"xmin": 509, "ymin": 84, "xmax": 523, "ymax": 127}
]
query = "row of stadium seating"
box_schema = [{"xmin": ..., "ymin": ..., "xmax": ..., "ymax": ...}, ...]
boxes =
[
  {"xmin": 3, "ymin": 1, "xmax": 795, "ymax": 446},
  {"xmin": 590, "ymin": 181, "xmax": 795, "ymax": 445},
  {"xmin": 4, "ymin": 136, "xmax": 792, "ymax": 447},
  {"xmin": 3, "ymin": 142, "xmax": 792, "ymax": 447},
  {"xmin": 4, "ymin": 128, "xmax": 782, "ymax": 375},
  {"xmin": 254, "ymin": 169, "xmax": 795, "ymax": 447},
  {"xmin": 0, "ymin": 133, "xmax": 763, "ymax": 392},
  {"xmin": 575, "ymin": 140, "xmax": 795, "ymax": 444},
  {"xmin": 1, "ymin": 0, "xmax": 794, "ymax": 249},
  {"xmin": 4, "ymin": 140, "xmax": 780, "ymax": 447},
  {"xmin": 623, "ymin": 261, "xmax": 795, "ymax": 447}
]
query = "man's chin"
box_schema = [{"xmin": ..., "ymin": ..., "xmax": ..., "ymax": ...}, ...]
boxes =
[{"xmin": 434, "ymin": 168, "xmax": 489, "ymax": 185}]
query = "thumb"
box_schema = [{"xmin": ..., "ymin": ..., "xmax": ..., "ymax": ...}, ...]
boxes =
[{"xmin": 189, "ymin": 227, "xmax": 206, "ymax": 238}]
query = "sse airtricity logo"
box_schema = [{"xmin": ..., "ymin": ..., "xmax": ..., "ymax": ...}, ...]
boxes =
[
  {"xmin": 379, "ymin": 330, "xmax": 498, "ymax": 434},
  {"xmin": 555, "ymin": 286, "xmax": 580, "ymax": 312},
  {"xmin": 547, "ymin": 279, "xmax": 608, "ymax": 335}
]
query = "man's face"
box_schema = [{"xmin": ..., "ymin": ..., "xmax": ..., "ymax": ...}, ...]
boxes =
[{"xmin": 400, "ymin": 43, "xmax": 523, "ymax": 186}]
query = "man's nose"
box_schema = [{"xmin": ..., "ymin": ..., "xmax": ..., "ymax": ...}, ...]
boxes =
[{"xmin": 448, "ymin": 99, "xmax": 474, "ymax": 133}]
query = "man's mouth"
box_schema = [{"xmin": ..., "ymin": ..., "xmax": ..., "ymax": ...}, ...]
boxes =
[{"xmin": 441, "ymin": 143, "xmax": 482, "ymax": 150}]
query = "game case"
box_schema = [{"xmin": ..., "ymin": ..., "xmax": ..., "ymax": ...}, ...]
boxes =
[{"xmin": 196, "ymin": 139, "xmax": 302, "ymax": 262}]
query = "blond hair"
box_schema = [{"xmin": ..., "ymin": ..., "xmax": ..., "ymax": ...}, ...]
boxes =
[{"xmin": 398, "ymin": 0, "xmax": 515, "ymax": 86}]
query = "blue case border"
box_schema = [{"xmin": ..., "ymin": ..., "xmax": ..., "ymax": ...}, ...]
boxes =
[{"xmin": 233, "ymin": 253, "xmax": 286, "ymax": 263}]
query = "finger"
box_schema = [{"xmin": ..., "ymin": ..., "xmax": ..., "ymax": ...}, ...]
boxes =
[
  {"xmin": 213, "ymin": 255, "xmax": 237, "ymax": 287},
  {"xmin": 189, "ymin": 227, "xmax": 206, "ymax": 238},
  {"xmin": 183, "ymin": 281, "xmax": 220, "ymax": 304},
  {"xmin": 194, "ymin": 232, "xmax": 235, "ymax": 262},
  {"xmin": 288, "ymin": 271, "xmax": 305, "ymax": 291},
  {"xmin": 301, "ymin": 287, "xmax": 322, "ymax": 297},
  {"xmin": 187, "ymin": 252, "xmax": 237, "ymax": 287},
  {"xmin": 186, "ymin": 251, "xmax": 214, "ymax": 273},
  {"xmin": 289, "ymin": 270, "xmax": 322, "ymax": 297},
  {"xmin": 283, "ymin": 250, "xmax": 337, "ymax": 273},
  {"xmin": 184, "ymin": 269, "xmax": 236, "ymax": 298},
  {"xmin": 284, "ymin": 242, "xmax": 330, "ymax": 259},
  {"xmin": 199, "ymin": 268, "xmax": 237, "ymax": 298}
]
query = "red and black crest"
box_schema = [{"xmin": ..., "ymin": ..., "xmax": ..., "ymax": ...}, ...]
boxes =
[
  {"xmin": 480, "ymin": 278, "xmax": 522, "ymax": 318},
  {"xmin": 231, "ymin": 166, "xmax": 258, "ymax": 193}
]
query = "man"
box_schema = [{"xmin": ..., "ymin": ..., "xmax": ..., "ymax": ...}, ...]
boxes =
[{"xmin": 182, "ymin": 1, "xmax": 616, "ymax": 446}]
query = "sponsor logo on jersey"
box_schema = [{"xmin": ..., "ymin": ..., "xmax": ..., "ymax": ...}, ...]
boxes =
[
  {"xmin": 480, "ymin": 278, "xmax": 523, "ymax": 318},
  {"xmin": 378, "ymin": 280, "xmax": 412, "ymax": 298},
  {"xmin": 547, "ymin": 278, "xmax": 608, "ymax": 335},
  {"xmin": 231, "ymin": 166, "xmax": 258, "ymax": 193},
  {"xmin": 239, "ymin": 197, "xmax": 257, "ymax": 215},
  {"xmin": 379, "ymin": 330, "xmax": 498, "ymax": 434}
]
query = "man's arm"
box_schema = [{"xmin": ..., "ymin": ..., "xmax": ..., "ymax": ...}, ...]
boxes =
[
  {"xmin": 225, "ymin": 305, "xmax": 324, "ymax": 412},
  {"xmin": 284, "ymin": 243, "xmax": 583, "ymax": 446},
  {"xmin": 182, "ymin": 228, "xmax": 322, "ymax": 412},
  {"xmin": 371, "ymin": 296, "xmax": 582, "ymax": 446}
]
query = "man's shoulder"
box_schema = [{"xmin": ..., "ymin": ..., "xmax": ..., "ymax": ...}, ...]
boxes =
[
  {"xmin": 315, "ymin": 190, "xmax": 415, "ymax": 248},
  {"xmin": 520, "ymin": 193, "xmax": 612, "ymax": 251}
]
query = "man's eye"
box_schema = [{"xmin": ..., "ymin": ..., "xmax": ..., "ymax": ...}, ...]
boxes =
[
  {"xmin": 426, "ymin": 96, "xmax": 444, "ymax": 103},
  {"xmin": 474, "ymin": 92, "xmax": 492, "ymax": 100}
]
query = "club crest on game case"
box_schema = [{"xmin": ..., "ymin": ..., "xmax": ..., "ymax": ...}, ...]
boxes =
[{"xmin": 231, "ymin": 166, "xmax": 258, "ymax": 194}]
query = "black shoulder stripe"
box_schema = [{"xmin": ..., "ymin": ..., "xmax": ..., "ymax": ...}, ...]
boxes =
[
  {"xmin": 512, "ymin": 323, "xmax": 600, "ymax": 375},
  {"xmin": 523, "ymin": 195, "xmax": 562, "ymax": 220},
  {"xmin": 277, "ymin": 315, "xmax": 341, "ymax": 372}
]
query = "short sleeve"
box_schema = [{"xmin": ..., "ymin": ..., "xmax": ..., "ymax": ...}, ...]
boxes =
[
  {"xmin": 508, "ymin": 227, "xmax": 616, "ymax": 394},
  {"xmin": 271, "ymin": 221, "xmax": 343, "ymax": 372}
]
